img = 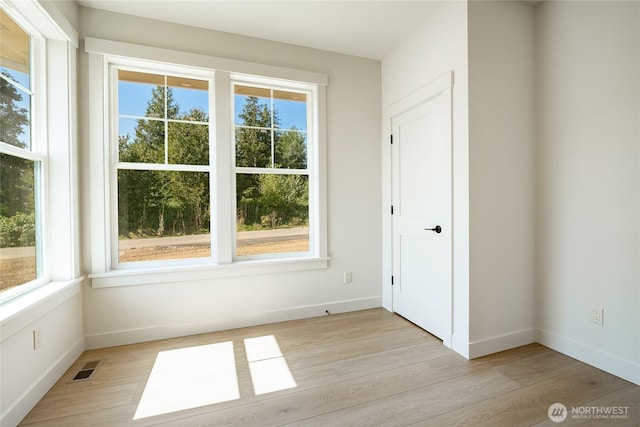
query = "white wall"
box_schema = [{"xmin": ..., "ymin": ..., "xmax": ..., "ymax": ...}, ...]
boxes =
[
  {"xmin": 1, "ymin": 284, "xmax": 84, "ymax": 426},
  {"xmin": 381, "ymin": 1, "xmax": 471, "ymax": 355},
  {"xmin": 467, "ymin": 1, "xmax": 536, "ymax": 356},
  {"xmin": 77, "ymin": 8, "xmax": 383, "ymax": 348},
  {"xmin": 536, "ymin": 0, "xmax": 640, "ymax": 385},
  {"xmin": 41, "ymin": 0, "xmax": 79, "ymax": 33}
]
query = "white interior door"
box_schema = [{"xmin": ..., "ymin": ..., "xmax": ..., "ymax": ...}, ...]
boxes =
[{"xmin": 391, "ymin": 89, "xmax": 452, "ymax": 341}]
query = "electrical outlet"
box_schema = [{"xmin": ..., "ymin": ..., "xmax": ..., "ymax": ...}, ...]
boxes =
[
  {"xmin": 591, "ymin": 307, "xmax": 604, "ymax": 326},
  {"xmin": 344, "ymin": 271, "xmax": 352, "ymax": 284},
  {"xmin": 33, "ymin": 328, "xmax": 42, "ymax": 350}
]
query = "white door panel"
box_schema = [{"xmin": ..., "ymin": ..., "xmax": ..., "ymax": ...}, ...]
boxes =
[{"xmin": 392, "ymin": 89, "xmax": 452, "ymax": 341}]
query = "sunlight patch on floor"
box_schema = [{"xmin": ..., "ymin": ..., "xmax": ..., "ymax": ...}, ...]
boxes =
[
  {"xmin": 244, "ymin": 335, "xmax": 297, "ymax": 395},
  {"xmin": 133, "ymin": 341, "xmax": 239, "ymax": 420}
]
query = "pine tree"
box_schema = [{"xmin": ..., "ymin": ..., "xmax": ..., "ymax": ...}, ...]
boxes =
[
  {"xmin": 0, "ymin": 73, "xmax": 29, "ymax": 148},
  {"xmin": 235, "ymin": 96, "xmax": 272, "ymax": 168},
  {"xmin": 0, "ymin": 73, "xmax": 35, "ymax": 248},
  {"xmin": 275, "ymin": 129, "xmax": 306, "ymax": 169},
  {"xmin": 235, "ymin": 96, "xmax": 308, "ymax": 229},
  {"xmin": 118, "ymin": 85, "xmax": 210, "ymax": 237}
]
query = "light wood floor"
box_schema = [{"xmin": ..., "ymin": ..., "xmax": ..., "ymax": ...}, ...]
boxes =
[{"xmin": 20, "ymin": 309, "xmax": 639, "ymax": 426}]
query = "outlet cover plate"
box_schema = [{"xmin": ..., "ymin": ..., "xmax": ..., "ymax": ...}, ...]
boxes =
[
  {"xmin": 33, "ymin": 328, "xmax": 42, "ymax": 350},
  {"xmin": 591, "ymin": 307, "xmax": 604, "ymax": 326}
]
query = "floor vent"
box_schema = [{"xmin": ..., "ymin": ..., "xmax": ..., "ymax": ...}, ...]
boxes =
[{"xmin": 71, "ymin": 360, "xmax": 101, "ymax": 382}]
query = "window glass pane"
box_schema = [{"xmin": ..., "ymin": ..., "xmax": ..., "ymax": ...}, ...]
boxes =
[
  {"xmin": 168, "ymin": 76, "xmax": 209, "ymax": 117},
  {"xmin": 0, "ymin": 68, "xmax": 29, "ymax": 91},
  {"xmin": 118, "ymin": 117, "xmax": 138, "ymax": 142},
  {"xmin": 0, "ymin": 78, "xmax": 30, "ymax": 149},
  {"xmin": 273, "ymin": 91, "xmax": 306, "ymax": 131},
  {"xmin": 168, "ymin": 122, "xmax": 209, "ymax": 165},
  {"xmin": 118, "ymin": 70, "xmax": 165, "ymax": 118},
  {"xmin": 234, "ymin": 85, "xmax": 272, "ymax": 127},
  {"xmin": 236, "ymin": 173, "xmax": 309, "ymax": 256},
  {"xmin": 235, "ymin": 127, "xmax": 272, "ymax": 168},
  {"xmin": 0, "ymin": 11, "xmax": 31, "ymax": 150},
  {"xmin": 118, "ymin": 118, "xmax": 165, "ymax": 163},
  {"xmin": 274, "ymin": 130, "xmax": 307, "ymax": 169},
  {"xmin": 0, "ymin": 10, "xmax": 30, "ymax": 90},
  {"xmin": 117, "ymin": 170, "xmax": 211, "ymax": 263},
  {"xmin": 234, "ymin": 85, "xmax": 309, "ymax": 171},
  {"xmin": 118, "ymin": 81, "xmax": 155, "ymax": 118},
  {"xmin": 0, "ymin": 154, "xmax": 38, "ymax": 291}
]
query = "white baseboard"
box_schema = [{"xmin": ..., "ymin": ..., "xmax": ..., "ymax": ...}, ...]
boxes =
[
  {"xmin": 536, "ymin": 328, "xmax": 640, "ymax": 386},
  {"xmin": 451, "ymin": 328, "xmax": 638, "ymax": 386},
  {"xmin": 451, "ymin": 334, "xmax": 471, "ymax": 359},
  {"xmin": 84, "ymin": 297, "xmax": 382, "ymax": 350},
  {"xmin": 3, "ymin": 336, "xmax": 84, "ymax": 427},
  {"xmin": 468, "ymin": 328, "xmax": 537, "ymax": 359}
]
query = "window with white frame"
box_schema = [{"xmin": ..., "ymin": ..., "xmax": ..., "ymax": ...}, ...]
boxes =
[
  {"xmin": 0, "ymin": 2, "xmax": 78, "ymax": 304},
  {"xmin": 0, "ymin": 9, "xmax": 45, "ymax": 295},
  {"xmin": 112, "ymin": 67, "xmax": 213, "ymax": 267},
  {"xmin": 102, "ymin": 55, "xmax": 323, "ymax": 276},
  {"xmin": 233, "ymin": 80, "xmax": 312, "ymax": 259}
]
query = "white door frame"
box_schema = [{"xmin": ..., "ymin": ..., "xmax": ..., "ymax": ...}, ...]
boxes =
[{"xmin": 381, "ymin": 71, "xmax": 453, "ymax": 348}]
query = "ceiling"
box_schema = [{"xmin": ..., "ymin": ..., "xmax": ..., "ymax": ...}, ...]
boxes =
[{"xmin": 75, "ymin": 1, "xmax": 445, "ymax": 60}]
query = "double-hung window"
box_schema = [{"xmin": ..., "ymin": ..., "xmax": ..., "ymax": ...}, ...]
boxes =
[
  {"xmin": 0, "ymin": 9, "xmax": 45, "ymax": 296},
  {"xmin": 233, "ymin": 79, "xmax": 313, "ymax": 259},
  {"xmin": 1, "ymin": 5, "xmax": 78, "ymax": 301},
  {"xmin": 90, "ymin": 43, "xmax": 327, "ymax": 285},
  {"xmin": 113, "ymin": 67, "xmax": 213, "ymax": 267}
]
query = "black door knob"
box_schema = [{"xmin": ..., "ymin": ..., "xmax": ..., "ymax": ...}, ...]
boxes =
[{"xmin": 425, "ymin": 225, "xmax": 442, "ymax": 233}]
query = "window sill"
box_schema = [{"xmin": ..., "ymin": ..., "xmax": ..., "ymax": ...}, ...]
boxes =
[
  {"xmin": 0, "ymin": 278, "xmax": 83, "ymax": 342},
  {"xmin": 89, "ymin": 256, "xmax": 330, "ymax": 288}
]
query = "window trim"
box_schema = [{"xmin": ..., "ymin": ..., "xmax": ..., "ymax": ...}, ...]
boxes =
[
  {"xmin": 90, "ymin": 256, "xmax": 329, "ymax": 288},
  {"xmin": 84, "ymin": 37, "xmax": 327, "ymax": 86},
  {"xmin": 86, "ymin": 38, "xmax": 328, "ymax": 287}
]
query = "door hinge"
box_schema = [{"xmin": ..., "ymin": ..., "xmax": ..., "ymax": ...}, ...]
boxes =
[
  {"xmin": 391, "ymin": 276, "xmax": 395, "ymax": 285},
  {"xmin": 390, "ymin": 134, "xmax": 393, "ymax": 145},
  {"xmin": 391, "ymin": 205, "xmax": 394, "ymax": 215}
]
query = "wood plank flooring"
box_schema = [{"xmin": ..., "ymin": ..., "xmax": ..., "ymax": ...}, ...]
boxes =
[{"xmin": 20, "ymin": 309, "xmax": 640, "ymax": 426}]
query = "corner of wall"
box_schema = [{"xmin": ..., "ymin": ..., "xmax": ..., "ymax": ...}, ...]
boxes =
[
  {"xmin": 1, "ymin": 282, "xmax": 85, "ymax": 425},
  {"xmin": 2, "ymin": 336, "xmax": 84, "ymax": 426},
  {"xmin": 468, "ymin": 329, "xmax": 536, "ymax": 359},
  {"xmin": 467, "ymin": 0, "xmax": 536, "ymax": 350}
]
